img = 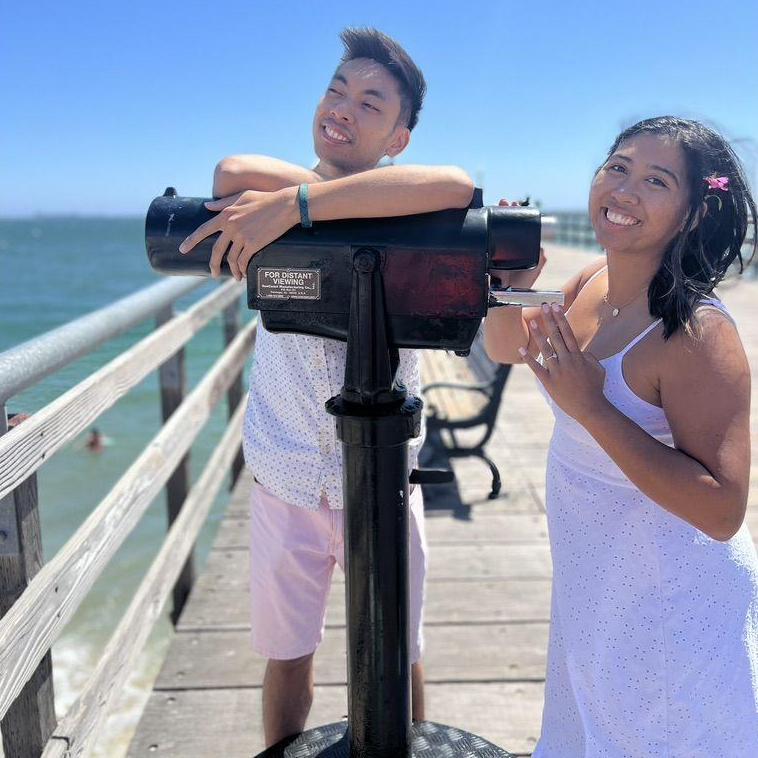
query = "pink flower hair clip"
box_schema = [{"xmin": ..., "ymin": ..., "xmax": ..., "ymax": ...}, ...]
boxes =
[
  {"xmin": 705, "ymin": 176, "xmax": 729, "ymax": 191},
  {"xmin": 704, "ymin": 175, "xmax": 729, "ymax": 213}
]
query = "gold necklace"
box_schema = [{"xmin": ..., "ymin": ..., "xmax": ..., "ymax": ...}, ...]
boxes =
[{"xmin": 602, "ymin": 287, "xmax": 648, "ymax": 318}]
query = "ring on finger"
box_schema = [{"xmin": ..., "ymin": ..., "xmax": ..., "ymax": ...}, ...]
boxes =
[{"xmin": 545, "ymin": 353, "xmax": 558, "ymax": 362}]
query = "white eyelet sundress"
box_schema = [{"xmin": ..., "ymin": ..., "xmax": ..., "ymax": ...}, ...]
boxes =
[{"xmin": 533, "ymin": 295, "xmax": 758, "ymax": 757}]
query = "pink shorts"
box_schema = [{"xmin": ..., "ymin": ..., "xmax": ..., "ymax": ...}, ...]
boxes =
[{"xmin": 249, "ymin": 481, "xmax": 427, "ymax": 662}]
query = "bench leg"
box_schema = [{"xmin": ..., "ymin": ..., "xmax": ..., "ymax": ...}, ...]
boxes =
[{"xmin": 479, "ymin": 453, "xmax": 502, "ymax": 499}]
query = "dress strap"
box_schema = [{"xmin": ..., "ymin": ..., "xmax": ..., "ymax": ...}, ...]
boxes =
[
  {"xmin": 618, "ymin": 298, "xmax": 734, "ymax": 358},
  {"xmin": 695, "ymin": 297, "xmax": 736, "ymax": 327},
  {"xmin": 582, "ymin": 264, "xmax": 608, "ymax": 290},
  {"xmin": 618, "ymin": 319, "xmax": 663, "ymax": 357}
]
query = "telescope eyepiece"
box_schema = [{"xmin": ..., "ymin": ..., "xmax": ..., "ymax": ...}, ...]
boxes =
[{"xmin": 487, "ymin": 206, "xmax": 541, "ymax": 271}]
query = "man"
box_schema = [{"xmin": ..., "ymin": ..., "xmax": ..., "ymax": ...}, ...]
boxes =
[
  {"xmin": 85, "ymin": 427, "xmax": 104, "ymax": 453},
  {"xmin": 181, "ymin": 27, "xmax": 474, "ymax": 748}
]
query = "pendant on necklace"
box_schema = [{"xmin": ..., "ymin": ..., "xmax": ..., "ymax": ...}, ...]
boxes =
[{"xmin": 612, "ymin": 307, "xmax": 620, "ymax": 317}]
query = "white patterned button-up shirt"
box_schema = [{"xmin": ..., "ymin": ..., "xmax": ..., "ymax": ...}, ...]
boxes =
[{"xmin": 242, "ymin": 322, "xmax": 425, "ymax": 510}]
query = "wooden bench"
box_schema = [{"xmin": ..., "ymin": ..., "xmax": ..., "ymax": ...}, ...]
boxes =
[{"xmin": 421, "ymin": 330, "xmax": 511, "ymax": 498}]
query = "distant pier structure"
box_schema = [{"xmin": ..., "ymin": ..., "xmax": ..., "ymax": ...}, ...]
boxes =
[{"xmin": 0, "ymin": 239, "xmax": 756, "ymax": 757}]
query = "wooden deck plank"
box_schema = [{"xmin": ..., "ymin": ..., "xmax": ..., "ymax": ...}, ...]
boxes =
[
  {"xmin": 190, "ymin": 541, "xmax": 552, "ymax": 586},
  {"xmin": 154, "ymin": 622, "xmax": 549, "ymax": 690},
  {"xmin": 176, "ymin": 578, "xmax": 552, "ymax": 632},
  {"xmin": 127, "ymin": 683, "xmax": 544, "ymax": 757},
  {"xmin": 213, "ymin": 511, "xmax": 549, "ymax": 548},
  {"xmin": 223, "ymin": 465, "xmax": 548, "ymax": 518}
]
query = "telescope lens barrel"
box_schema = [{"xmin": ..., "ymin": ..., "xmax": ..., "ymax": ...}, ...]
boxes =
[
  {"xmin": 145, "ymin": 191, "xmax": 543, "ymax": 353},
  {"xmin": 146, "ymin": 193, "xmax": 229, "ymax": 277},
  {"xmin": 146, "ymin": 193, "xmax": 542, "ymax": 279},
  {"xmin": 487, "ymin": 206, "xmax": 542, "ymax": 271}
]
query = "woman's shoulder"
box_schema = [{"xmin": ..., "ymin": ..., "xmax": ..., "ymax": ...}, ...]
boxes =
[
  {"xmin": 578, "ymin": 256, "xmax": 608, "ymax": 288},
  {"xmin": 692, "ymin": 296, "xmax": 735, "ymax": 325},
  {"xmin": 663, "ymin": 299, "xmax": 746, "ymax": 379},
  {"xmin": 656, "ymin": 303, "xmax": 750, "ymax": 441},
  {"xmin": 684, "ymin": 297, "xmax": 739, "ymax": 346},
  {"xmin": 562, "ymin": 256, "xmax": 607, "ymax": 310}
]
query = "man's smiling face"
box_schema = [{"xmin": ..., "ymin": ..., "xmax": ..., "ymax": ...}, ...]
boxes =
[{"xmin": 312, "ymin": 57, "xmax": 410, "ymax": 176}]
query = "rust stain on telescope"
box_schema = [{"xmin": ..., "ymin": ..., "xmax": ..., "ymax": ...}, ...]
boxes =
[{"xmin": 383, "ymin": 249, "xmax": 486, "ymax": 318}]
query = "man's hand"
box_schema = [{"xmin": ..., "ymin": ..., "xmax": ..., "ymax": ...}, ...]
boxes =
[{"xmin": 179, "ymin": 187, "xmax": 299, "ymax": 280}]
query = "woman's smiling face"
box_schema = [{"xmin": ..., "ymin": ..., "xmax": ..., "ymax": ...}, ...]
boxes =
[{"xmin": 590, "ymin": 133, "xmax": 692, "ymax": 258}]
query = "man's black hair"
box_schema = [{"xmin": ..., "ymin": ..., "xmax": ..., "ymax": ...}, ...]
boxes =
[{"xmin": 339, "ymin": 27, "xmax": 426, "ymax": 131}]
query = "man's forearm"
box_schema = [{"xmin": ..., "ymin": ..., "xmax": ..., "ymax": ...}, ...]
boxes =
[
  {"xmin": 197, "ymin": 162, "xmax": 476, "ymax": 280},
  {"xmin": 306, "ymin": 165, "xmax": 474, "ymax": 219},
  {"xmin": 212, "ymin": 158, "xmax": 474, "ymax": 220},
  {"xmin": 213, "ymin": 155, "xmax": 320, "ymax": 197}
]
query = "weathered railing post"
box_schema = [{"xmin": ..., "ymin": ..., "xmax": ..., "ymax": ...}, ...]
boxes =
[
  {"xmin": 0, "ymin": 405, "xmax": 57, "ymax": 757},
  {"xmin": 222, "ymin": 300, "xmax": 245, "ymax": 487},
  {"xmin": 156, "ymin": 307, "xmax": 195, "ymax": 626}
]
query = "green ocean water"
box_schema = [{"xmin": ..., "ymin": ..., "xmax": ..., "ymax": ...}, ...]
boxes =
[{"xmin": 0, "ymin": 217, "xmax": 253, "ymax": 756}]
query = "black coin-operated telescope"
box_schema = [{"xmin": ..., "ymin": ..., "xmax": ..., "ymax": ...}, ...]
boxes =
[{"xmin": 146, "ymin": 188, "xmax": 562, "ymax": 758}]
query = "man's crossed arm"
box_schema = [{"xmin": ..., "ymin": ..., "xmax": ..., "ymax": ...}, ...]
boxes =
[
  {"xmin": 212, "ymin": 155, "xmax": 321, "ymax": 197},
  {"xmin": 181, "ymin": 155, "xmax": 475, "ymax": 280}
]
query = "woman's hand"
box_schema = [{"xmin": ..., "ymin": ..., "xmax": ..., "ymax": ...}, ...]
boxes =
[
  {"xmin": 179, "ymin": 187, "xmax": 299, "ymax": 280},
  {"xmin": 519, "ymin": 303, "xmax": 608, "ymax": 424}
]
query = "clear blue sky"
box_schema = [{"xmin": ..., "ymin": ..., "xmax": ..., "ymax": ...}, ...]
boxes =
[{"xmin": 3, "ymin": 0, "xmax": 757, "ymax": 216}]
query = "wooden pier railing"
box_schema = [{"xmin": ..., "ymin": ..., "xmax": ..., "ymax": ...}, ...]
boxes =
[
  {"xmin": 0, "ymin": 278, "xmax": 255, "ymax": 757},
  {"xmin": 543, "ymin": 211, "xmax": 601, "ymax": 251}
]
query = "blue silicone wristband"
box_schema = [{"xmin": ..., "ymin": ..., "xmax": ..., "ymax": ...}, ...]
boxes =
[{"xmin": 298, "ymin": 183, "xmax": 312, "ymax": 228}]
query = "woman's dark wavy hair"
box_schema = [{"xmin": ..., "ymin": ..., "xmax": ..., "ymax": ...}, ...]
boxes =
[
  {"xmin": 339, "ymin": 27, "xmax": 426, "ymax": 131},
  {"xmin": 603, "ymin": 116, "xmax": 757, "ymax": 338}
]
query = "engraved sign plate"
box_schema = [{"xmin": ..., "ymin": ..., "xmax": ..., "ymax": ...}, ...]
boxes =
[{"xmin": 257, "ymin": 268, "xmax": 321, "ymax": 300}]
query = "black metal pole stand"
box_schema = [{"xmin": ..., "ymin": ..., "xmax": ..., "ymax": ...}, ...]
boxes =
[{"xmin": 258, "ymin": 250, "xmax": 513, "ymax": 758}]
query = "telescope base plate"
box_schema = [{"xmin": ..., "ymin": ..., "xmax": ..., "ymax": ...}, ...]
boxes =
[{"xmin": 257, "ymin": 720, "xmax": 515, "ymax": 756}]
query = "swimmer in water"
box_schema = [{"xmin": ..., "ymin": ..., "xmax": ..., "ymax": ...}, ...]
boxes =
[{"xmin": 84, "ymin": 428, "xmax": 112, "ymax": 453}]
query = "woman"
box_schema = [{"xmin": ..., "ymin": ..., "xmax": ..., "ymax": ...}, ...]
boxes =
[{"xmin": 486, "ymin": 116, "xmax": 758, "ymax": 756}]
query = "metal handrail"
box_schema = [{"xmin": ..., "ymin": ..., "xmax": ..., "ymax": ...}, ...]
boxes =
[{"xmin": 0, "ymin": 276, "xmax": 205, "ymax": 403}]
